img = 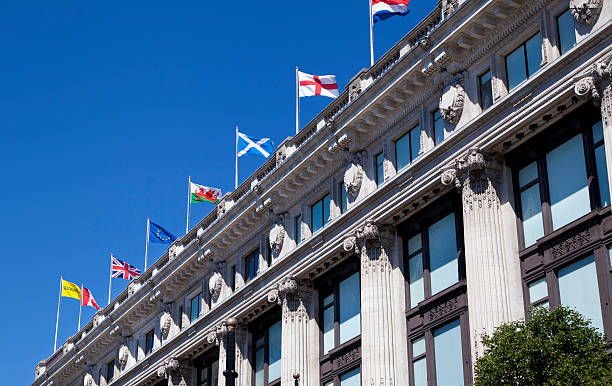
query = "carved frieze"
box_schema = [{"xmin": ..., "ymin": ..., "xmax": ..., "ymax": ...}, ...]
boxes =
[
  {"xmin": 439, "ymin": 74, "xmax": 465, "ymax": 125},
  {"xmin": 570, "ymin": 0, "xmax": 603, "ymax": 25},
  {"xmin": 269, "ymin": 222, "xmax": 285, "ymax": 255},
  {"xmin": 335, "ymin": 346, "xmax": 360, "ymax": 368},
  {"xmin": 551, "ymin": 229, "xmax": 592, "ymax": 259},
  {"xmin": 343, "ymin": 151, "xmax": 365, "ymax": 199},
  {"xmin": 427, "ymin": 298, "xmax": 459, "ymax": 322}
]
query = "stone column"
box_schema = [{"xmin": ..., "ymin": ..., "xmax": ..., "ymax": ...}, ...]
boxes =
[
  {"xmin": 574, "ymin": 54, "xmax": 612, "ymax": 199},
  {"xmin": 268, "ymin": 277, "xmax": 313, "ymax": 386},
  {"xmin": 441, "ymin": 149, "xmax": 519, "ymax": 359},
  {"xmin": 343, "ymin": 221, "xmax": 398, "ymax": 386}
]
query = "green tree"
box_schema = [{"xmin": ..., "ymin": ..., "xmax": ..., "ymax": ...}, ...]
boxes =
[{"xmin": 474, "ymin": 306, "xmax": 612, "ymax": 385}]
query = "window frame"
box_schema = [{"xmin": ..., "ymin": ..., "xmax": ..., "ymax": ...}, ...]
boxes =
[
  {"xmin": 431, "ymin": 109, "xmax": 444, "ymax": 145},
  {"xmin": 310, "ymin": 194, "xmax": 331, "ymax": 234},
  {"xmin": 144, "ymin": 329, "xmax": 155, "ymax": 356},
  {"xmin": 555, "ymin": 8, "xmax": 576, "ymax": 55},
  {"xmin": 190, "ymin": 292, "xmax": 202, "ymax": 322},
  {"xmin": 249, "ymin": 310, "xmax": 282, "ymax": 386},
  {"xmin": 244, "ymin": 249, "xmax": 260, "ymax": 284},
  {"xmin": 395, "ymin": 124, "xmax": 421, "ymax": 171},
  {"xmin": 339, "ymin": 181, "xmax": 348, "ymax": 214},
  {"xmin": 196, "ymin": 349, "xmax": 220, "ymax": 386},
  {"xmin": 504, "ymin": 31, "xmax": 542, "ymax": 91},
  {"xmin": 375, "ymin": 151, "xmax": 385, "ymax": 186},
  {"xmin": 295, "ymin": 215, "xmax": 302, "ymax": 245},
  {"xmin": 478, "ymin": 68, "xmax": 493, "ymax": 111},
  {"xmin": 106, "ymin": 359, "xmax": 115, "ymax": 383}
]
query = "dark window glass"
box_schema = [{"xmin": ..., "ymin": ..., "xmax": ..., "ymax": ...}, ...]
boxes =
[
  {"xmin": 311, "ymin": 194, "xmax": 330, "ymax": 233},
  {"xmin": 265, "ymin": 237, "xmax": 272, "ymax": 265},
  {"xmin": 396, "ymin": 125, "xmax": 421, "ymax": 170},
  {"xmin": 106, "ymin": 360, "xmax": 115, "ymax": 382},
  {"xmin": 339, "ymin": 182, "xmax": 348, "ymax": 213},
  {"xmin": 197, "ymin": 355, "xmax": 219, "ymax": 386},
  {"xmin": 556, "ymin": 9, "xmax": 576, "ymax": 55},
  {"xmin": 340, "ymin": 367, "xmax": 360, "ymax": 385},
  {"xmin": 145, "ymin": 329, "xmax": 154, "ymax": 355},
  {"xmin": 506, "ymin": 32, "xmax": 542, "ymax": 90},
  {"xmin": 592, "ymin": 121, "xmax": 610, "ymax": 207},
  {"xmin": 479, "ymin": 69, "xmax": 493, "ymax": 110},
  {"xmin": 375, "ymin": 152, "xmax": 384, "ymax": 186},
  {"xmin": 432, "ymin": 110, "xmax": 444, "ymax": 145},
  {"xmin": 190, "ymin": 293, "xmax": 202, "ymax": 322},
  {"xmin": 295, "ymin": 215, "xmax": 302, "ymax": 245},
  {"xmin": 253, "ymin": 320, "xmax": 282, "ymax": 386},
  {"xmin": 230, "ymin": 265, "xmax": 236, "ymax": 291},
  {"xmin": 320, "ymin": 271, "xmax": 361, "ymax": 355},
  {"xmin": 178, "ymin": 306, "xmax": 183, "ymax": 329},
  {"xmin": 244, "ymin": 249, "xmax": 259, "ymax": 283}
]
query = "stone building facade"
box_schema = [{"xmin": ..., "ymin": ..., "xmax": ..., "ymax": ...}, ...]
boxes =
[{"xmin": 33, "ymin": 0, "xmax": 612, "ymax": 385}]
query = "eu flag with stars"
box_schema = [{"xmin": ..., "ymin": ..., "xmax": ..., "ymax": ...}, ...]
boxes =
[{"xmin": 150, "ymin": 221, "xmax": 176, "ymax": 244}]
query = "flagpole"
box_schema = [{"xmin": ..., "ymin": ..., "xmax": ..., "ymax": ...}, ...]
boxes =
[
  {"xmin": 144, "ymin": 217, "xmax": 150, "ymax": 270},
  {"xmin": 108, "ymin": 254, "xmax": 113, "ymax": 306},
  {"xmin": 235, "ymin": 126, "xmax": 239, "ymax": 190},
  {"xmin": 77, "ymin": 283, "xmax": 82, "ymax": 332},
  {"xmin": 369, "ymin": 0, "xmax": 374, "ymax": 66},
  {"xmin": 296, "ymin": 66, "xmax": 299, "ymax": 134},
  {"xmin": 186, "ymin": 176, "xmax": 191, "ymax": 234},
  {"xmin": 54, "ymin": 276, "xmax": 62, "ymax": 352}
]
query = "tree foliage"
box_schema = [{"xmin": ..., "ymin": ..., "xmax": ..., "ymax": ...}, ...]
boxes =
[{"xmin": 474, "ymin": 306, "xmax": 612, "ymax": 385}]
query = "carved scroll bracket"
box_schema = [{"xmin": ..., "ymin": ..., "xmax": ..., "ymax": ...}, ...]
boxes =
[
  {"xmin": 574, "ymin": 54, "xmax": 612, "ymax": 127},
  {"xmin": 570, "ymin": 0, "xmax": 603, "ymax": 25}
]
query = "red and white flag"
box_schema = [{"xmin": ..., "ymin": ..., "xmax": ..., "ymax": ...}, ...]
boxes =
[
  {"xmin": 82, "ymin": 287, "xmax": 100, "ymax": 310},
  {"xmin": 298, "ymin": 71, "xmax": 339, "ymax": 99}
]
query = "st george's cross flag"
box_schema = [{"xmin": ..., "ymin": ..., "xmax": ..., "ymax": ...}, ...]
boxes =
[
  {"xmin": 237, "ymin": 131, "xmax": 274, "ymax": 158},
  {"xmin": 111, "ymin": 256, "xmax": 141, "ymax": 280},
  {"xmin": 190, "ymin": 181, "xmax": 222, "ymax": 204},
  {"xmin": 372, "ymin": 0, "xmax": 411, "ymax": 23},
  {"xmin": 298, "ymin": 71, "xmax": 339, "ymax": 99},
  {"xmin": 82, "ymin": 287, "xmax": 100, "ymax": 310}
]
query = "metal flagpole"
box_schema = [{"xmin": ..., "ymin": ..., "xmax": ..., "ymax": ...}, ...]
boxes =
[
  {"xmin": 144, "ymin": 217, "xmax": 150, "ymax": 270},
  {"xmin": 369, "ymin": 0, "xmax": 374, "ymax": 66},
  {"xmin": 235, "ymin": 126, "xmax": 239, "ymax": 189},
  {"xmin": 186, "ymin": 176, "xmax": 191, "ymax": 234},
  {"xmin": 77, "ymin": 283, "xmax": 82, "ymax": 331},
  {"xmin": 296, "ymin": 66, "xmax": 300, "ymax": 134},
  {"xmin": 54, "ymin": 276, "xmax": 62, "ymax": 352},
  {"xmin": 108, "ymin": 254, "xmax": 113, "ymax": 306}
]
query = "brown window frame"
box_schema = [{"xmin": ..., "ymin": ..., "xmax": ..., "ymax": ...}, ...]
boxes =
[
  {"xmin": 249, "ymin": 309, "xmax": 282, "ymax": 386},
  {"xmin": 196, "ymin": 349, "xmax": 220, "ymax": 386}
]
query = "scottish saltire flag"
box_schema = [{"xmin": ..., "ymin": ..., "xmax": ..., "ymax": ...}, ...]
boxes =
[
  {"xmin": 149, "ymin": 221, "xmax": 176, "ymax": 244},
  {"xmin": 237, "ymin": 131, "xmax": 274, "ymax": 158},
  {"xmin": 111, "ymin": 256, "xmax": 141, "ymax": 280},
  {"xmin": 372, "ymin": 0, "xmax": 410, "ymax": 23}
]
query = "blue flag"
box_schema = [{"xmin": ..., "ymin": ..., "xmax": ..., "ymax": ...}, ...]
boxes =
[
  {"xmin": 149, "ymin": 221, "xmax": 176, "ymax": 244},
  {"xmin": 237, "ymin": 131, "xmax": 274, "ymax": 158}
]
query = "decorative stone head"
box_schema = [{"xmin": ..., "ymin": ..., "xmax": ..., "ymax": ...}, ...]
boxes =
[
  {"xmin": 343, "ymin": 151, "xmax": 365, "ymax": 199},
  {"xmin": 208, "ymin": 271, "xmax": 223, "ymax": 302},
  {"xmin": 118, "ymin": 344, "xmax": 129, "ymax": 369},
  {"xmin": 439, "ymin": 74, "xmax": 465, "ymax": 125},
  {"xmin": 160, "ymin": 306, "xmax": 172, "ymax": 338},
  {"xmin": 269, "ymin": 222, "xmax": 285, "ymax": 255}
]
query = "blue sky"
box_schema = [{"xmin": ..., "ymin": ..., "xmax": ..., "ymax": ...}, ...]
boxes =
[{"xmin": 0, "ymin": 1, "xmax": 432, "ymax": 383}]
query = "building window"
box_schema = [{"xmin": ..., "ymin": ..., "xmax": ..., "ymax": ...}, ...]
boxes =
[
  {"xmin": 244, "ymin": 249, "xmax": 259, "ymax": 283},
  {"xmin": 145, "ymin": 329, "xmax": 154, "ymax": 355},
  {"xmin": 318, "ymin": 257, "xmax": 361, "ymax": 386},
  {"xmin": 432, "ymin": 110, "xmax": 444, "ymax": 145},
  {"xmin": 230, "ymin": 265, "xmax": 236, "ymax": 291},
  {"xmin": 197, "ymin": 352, "xmax": 219, "ymax": 386},
  {"xmin": 556, "ymin": 9, "xmax": 576, "ymax": 55},
  {"xmin": 375, "ymin": 152, "xmax": 385, "ymax": 185},
  {"xmin": 265, "ymin": 237, "xmax": 272, "ymax": 266},
  {"xmin": 396, "ymin": 125, "xmax": 421, "ymax": 170},
  {"xmin": 252, "ymin": 319, "xmax": 282, "ymax": 386},
  {"xmin": 295, "ymin": 215, "xmax": 302, "ymax": 245},
  {"xmin": 311, "ymin": 194, "xmax": 330, "ymax": 233},
  {"xmin": 513, "ymin": 117, "xmax": 609, "ymax": 248},
  {"xmin": 190, "ymin": 292, "xmax": 202, "ymax": 322},
  {"xmin": 405, "ymin": 210, "xmax": 464, "ymax": 308},
  {"xmin": 106, "ymin": 359, "xmax": 115, "ymax": 383},
  {"xmin": 178, "ymin": 306, "xmax": 183, "ymax": 329},
  {"xmin": 339, "ymin": 182, "xmax": 348, "ymax": 214},
  {"xmin": 506, "ymin": 32, "xmax": 542, "ymax": 90},
  {"xmin": 479, "ymin": 69, "xmax": 493, "ymax": 110}
]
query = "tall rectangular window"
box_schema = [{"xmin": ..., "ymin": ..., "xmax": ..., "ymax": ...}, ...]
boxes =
[
  {"xmin": 244, "ymin": 249, "xmax": 259, "ymax": 283},
  {"xmin": 178, "ymin": 306, "xmax": 183, "ymax": 330},
  {"xmin": 479, "ymin": 69, "xmax": 493, "ymax": 110},
  {"xmin": 433, "ymin": 319, "xmax": 465, "ymax": 385},
  {"xmin": 411, "ymin": 336, "xmax": 427, "ymax": 386},
  {"xmin": 407, "ymin": 234, "xmax": 424, "ymax": 307},
  {"xmin": 432, "ymin": 110, "xmax": 444, "ymax": 145},
  {"xmin": 339, "ymin": 182, "xmax": 348, "ymax": 213},
  {"xmin": 506, "ymin": 32, "xmax": 542, "ymax": 90},
  {"xmin": 230, "ymin": 265, "xmax": 236, "ymax": 291},
  {"xmin": 556, "ymin": 9, "xmax": 576, "ymax": 55},
  {"xmin": 197, "ymin": 355, "xmax": 219, "ymax": 386},
  {"xmin": 375, "ymin": 152, "xmax": 385, "ymax": 186},
  {"xmin": 311, "ymin": 194, "xmax": 330, "ymax": 233},
  {"xmin": 396, "ymin": 125, "xmax": 421, "ymax": 170},
  {"xmin": 145, "ymin": 329, "xmax": 154, "ymax": 355},
  {"xmin": 518, "ymin": 161, "xmax": 544, "ymax": 246},
  {"xmin": 592, "ymin": 121, "xmax": 610, "ymax": 207},
  {"xmin": 106, "ymin": 360, "xmax": 115, "ymax": 382},
  {"xmin": 253, "ymin": 319, "xmax": 282, "ymax": 386},
  {"xmin": 190, "ymin": 293, "xmax": 202, "ymax": 322},
  {"xmin": 295, "ymin": 215, "xmax": 302, "ymax": 245}
]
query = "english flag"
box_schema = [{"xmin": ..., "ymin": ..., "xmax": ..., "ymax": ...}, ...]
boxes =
[
  {"xmin": 372, "ymin": 0, "xmax": 410, "ymax": 23},
  {"xmin": 82, "ymin": 287, "xmax": 100, "ymax": 310},
  {"xmin": 298, "ymin": 71, "xmax": 339, "ymax": 99}
]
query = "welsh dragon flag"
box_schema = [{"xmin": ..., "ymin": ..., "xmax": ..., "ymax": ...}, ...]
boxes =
[{"xmin": 191, "ymin": 181, "xmax": 222, "ymax": 204}]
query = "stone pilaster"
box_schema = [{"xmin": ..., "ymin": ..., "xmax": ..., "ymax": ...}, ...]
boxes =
[
  {"xmin": 268, "ymin": 277, "xmax": 313, "ymax": 386},
  {"xmin": 234, "ymin": 326, "xmax": 248, "ymax": 386},
  {"xmin": 441, "ymin": 148, "xmax": 517, "ymax": 359},
  {"xmin": 574, "ymin": 54, "xmax": 612, "ymax": 200},
  {"xmin": 343, "ymin": 221, "xmax": 398, "ymax": 386}
]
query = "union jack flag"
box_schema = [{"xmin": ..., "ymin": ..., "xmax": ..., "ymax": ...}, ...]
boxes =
[{"xmin": 111, "ymin": 256, "xmax": 141, "ymax": 280}]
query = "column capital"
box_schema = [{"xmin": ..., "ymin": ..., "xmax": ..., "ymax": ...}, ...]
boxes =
[
  {"xmin": 267, "ymin": 277, "xmax": 312, "ymax": 305},
  {"xmin": 342, "ymin": 220, "xmax": 394, "ymax": 255},
  {"xmin": 206, "ymin": 323, "xmax": 227, "ymax": 346},
  {"xmin": 573, "ymin": 54, "xmax": 612, "ymax": 105}
]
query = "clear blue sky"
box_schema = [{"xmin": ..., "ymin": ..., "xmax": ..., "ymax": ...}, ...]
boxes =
[{"xmin": 0, "ymin": 1, "xmax": 432, "ymax": 383}]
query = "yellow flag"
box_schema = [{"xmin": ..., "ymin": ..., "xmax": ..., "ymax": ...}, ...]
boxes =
[{"xmin": 61, "ymin": 279, "xmax": 81, "ymax": 300}]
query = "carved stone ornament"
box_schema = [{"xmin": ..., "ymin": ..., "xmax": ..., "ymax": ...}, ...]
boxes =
[
  {"xmin": 441, "ymin": 0, "xmax": 459, "ymax": 19},
  {"xmin": 83, "ymin": 373, "xmax": 93, "ymax": 386},
  {"xmin": 343, "ymin": 221, "xmax": 391, "ymax": 255},
  {"xmin": 157, "ymin": 357, "xmax": 180, "ymax": 379},
  {"xmin": 268, "ymin": 277, "xmax": 298, "ymax": 305},
  {"xmin": 570, "ymin": 0, "xmax": 603, "ymax": 25},
  {"xmin": 160, "ymin": 310, "xmax": 172, "ymax": 338},
  {"xmin": 118, "ymin": 344, "xmax": 129, "ymax": 369},
  {"xmin": 343, "ymin": 151, "xmax": 365, "ymax": 199},
  {"xmin": 208, "ymin": 271, "xmax": 223, "ymax": 301},
  {"xmin": 574, "ymin": 54, "xmax": 612, "ymax": 103},
  {"xmin": 206, "ymin": 323, "xmax": 227, "ymax": 345},
  {"xmin": 269, "ymin": 222, "xmax": 285, "ymax": 255},
  {"xmin": 439, "ymin": 74, "xmax": 465, "ymax": 125}
]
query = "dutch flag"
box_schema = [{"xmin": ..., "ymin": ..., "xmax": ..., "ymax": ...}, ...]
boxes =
[{"xmin": 372, "ymin": 0, "xmax": 411, "ymax": 23}]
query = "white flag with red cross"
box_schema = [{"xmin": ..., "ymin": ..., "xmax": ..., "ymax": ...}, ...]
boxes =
[
  {"xmin": 82, "ymin": 287, "xmax": 100, "ymax": 310},
  {"xmin": 298, "ymin": 71, "xmax": 339, "ymax": 99}
]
